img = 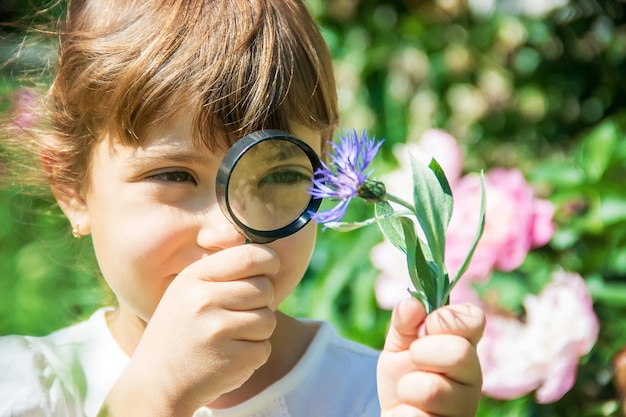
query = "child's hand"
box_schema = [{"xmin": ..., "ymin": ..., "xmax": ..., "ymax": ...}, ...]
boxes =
[
  {"xmin": 101, "ymin": 244, "xmax": 279, "ymax": 417},
  {"xmin": 377, "ymin": 298, "xmax": 485, "ymax": 417}
]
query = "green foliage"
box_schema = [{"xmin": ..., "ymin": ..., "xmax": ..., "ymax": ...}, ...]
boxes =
[
  {"xmin": 1, "ymin": 0, "xmax": 626, "ymax": 415},
  {"xmin": 304, "ymin": 1, "xmax": 626, "ymax": 416},
  {"xmin": 282, "ymin": 224, "xmax": 392, "ymax": 348},
  {"xmin": 0, "ymin": 188, "xmax": 107, "ymax": 336}
]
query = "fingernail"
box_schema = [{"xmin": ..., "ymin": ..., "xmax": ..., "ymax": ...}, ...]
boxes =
[{"xmin": 417, "ymin": 323, "xmax": 427, "ymax": 338}]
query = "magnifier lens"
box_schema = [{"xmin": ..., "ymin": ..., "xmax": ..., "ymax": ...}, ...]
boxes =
[
  {"xmin": 228, "ymin": 140, "xmax": 314, "ymax": 231},
  {"xmin": 216, "ymin": 129, "xmax": 322, "ymax": 243}
]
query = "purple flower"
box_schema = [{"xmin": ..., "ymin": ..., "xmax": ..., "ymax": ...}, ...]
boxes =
[{"xmin": 309, "ymin": 129, "xmax": 384, "ymax": 224}]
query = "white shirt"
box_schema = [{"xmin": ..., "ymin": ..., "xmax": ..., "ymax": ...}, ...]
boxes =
[{"xmin": 0, "ymin": 308, "xmax": 380, "ymax": 417}]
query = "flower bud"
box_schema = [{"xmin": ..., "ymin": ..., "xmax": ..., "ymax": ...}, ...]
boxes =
[{"xmin": 358, "ymin": 179, "xmax": 386, "ymax": 203}]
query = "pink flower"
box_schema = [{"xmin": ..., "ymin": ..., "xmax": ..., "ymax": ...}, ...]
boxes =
[
  {"xmin": 371, "ymin": 241, "xmax": 413, "ymax": 309},
  {"xmin": 382, "ymin": 129, "xmax": 464, "ymax": 202},
  {"xmin": 479, "ymin": 271, "xmax": 600, "ymax": 403},
  {"xmin": 9, "ymin": 88, "xmax": 41, "ymax": 130},
  {"xmin": 478, "ymin": 314, "xmax": 542, "ymax": 398},
  {"xmin": 446, "ymin": 168, "xmax": 555, "ymax": 285},
  {"xmin": 406, "ymin": 129, "xmax": 464, "ymax": 185}
]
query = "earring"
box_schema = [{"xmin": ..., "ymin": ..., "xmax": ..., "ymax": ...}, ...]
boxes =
[{"xmin": 72, "ymin": 222, "xmax": 82, "ymax": 239}]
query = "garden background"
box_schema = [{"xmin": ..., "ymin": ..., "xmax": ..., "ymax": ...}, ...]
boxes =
[{"xmin": 1, "ymin": 0, "xmax": 626, "ymax": 416}]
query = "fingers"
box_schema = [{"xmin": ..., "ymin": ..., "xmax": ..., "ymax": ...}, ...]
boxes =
[
  {"xmin": 383, "ymin": 299, "xmax": 486, "ymax": 351},
  {"xmin": 204, "ymin": 304, "xmax": 276, "ymax": 341},
  {"xmin": 207, "ymin": 276, "xmax": 275, "ymax": 311},
  {"xmin": 380, "ymin": 301, "xmax": 485, "ymax": 417},
  {"xmin": 384, "ymin": 297, "xmax": 428, "ymax": 352},
  {"xmin": 385, "ymin": 300, "xmax": 486, "ymax": 349},
  {"xmin": 385, "ymin": 405, "xmax": 430, "ymax": 417},
  {"xmin": 395, "ymin": 371, "xmax": 481, "ymax": 417},
  {"xmin": 409, "ymin": 334, "xmax": 482, "ymax": 387},
  {"xmin": 124, "ymin": 243, "xmax": 281, "ymax": 410},
  {"xmin": 173, "ymin": 244, "xmax": 278, "ymax": 312},
  {"xmin": 388, "ymin": 301, "xmax": 484, "ymax": 386},
  {"xmin": 423, "ymin": 303, "xmax": 486, "ymax": 347},
  {"xmin": 181, "ymin": 244, "xmax": 281, "ymax": 283}
]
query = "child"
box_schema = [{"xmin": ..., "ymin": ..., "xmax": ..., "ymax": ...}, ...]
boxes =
[{"xmin": 0, "ymin": 1, "xmax": 485, "ymax": 416}]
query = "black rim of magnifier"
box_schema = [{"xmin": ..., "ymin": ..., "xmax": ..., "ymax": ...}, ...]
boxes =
[{"xmin": 216, "ymin": 129, "xmax": 323, "ymax": 244}]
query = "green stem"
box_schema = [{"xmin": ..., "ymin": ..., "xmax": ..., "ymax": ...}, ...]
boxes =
[{"xmin": 383, "ymin": 193, "xmax": 415, "ymax": 213}]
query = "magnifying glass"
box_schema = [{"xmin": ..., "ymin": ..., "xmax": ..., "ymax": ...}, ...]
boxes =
[{"xmin": 216, "ymin": 129, "xmax": 323, "ymax": 244}]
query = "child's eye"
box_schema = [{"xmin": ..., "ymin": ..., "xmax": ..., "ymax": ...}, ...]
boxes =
[
  {"xmin": 148, "ymin": 170, "xmax": 197, "ymax": 184},
  {"xmin": 258, "ymin": 168, "xmax": 311, "ymax": 186}
]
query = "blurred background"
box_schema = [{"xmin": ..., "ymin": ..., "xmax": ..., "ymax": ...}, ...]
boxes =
[{"xmin": 1, "ymin": 0, "xmax": 626, "ymax": 416}]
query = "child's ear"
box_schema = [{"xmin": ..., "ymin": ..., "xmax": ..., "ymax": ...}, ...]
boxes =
[
  {"xmin": 40, "ymin": 137, "xmax": 91, "ymax": 237},
  {"xmin": 50, "ymin": 183, "xmax": 91, "ymax": 237}
]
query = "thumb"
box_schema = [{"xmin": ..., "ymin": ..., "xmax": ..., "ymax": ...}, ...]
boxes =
[
  {"xmin": 423, "ymin": 303, "xmax": 486, "ymax": 347},
  {"xmin": 383, "ymin": 297, "xmax": 427, "ymax": 353}
]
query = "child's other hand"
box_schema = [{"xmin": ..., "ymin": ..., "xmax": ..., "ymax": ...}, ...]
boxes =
[{"xmin": 377, "ymin": 298, "xmax": 485, "ymax": 417}]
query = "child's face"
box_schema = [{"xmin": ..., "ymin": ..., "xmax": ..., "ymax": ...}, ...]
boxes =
[{"xmin": 77, "ymin": 113, "xmax": 320, "ymax": 322}]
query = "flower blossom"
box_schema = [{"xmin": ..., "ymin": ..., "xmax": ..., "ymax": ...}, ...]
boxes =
[
  {"xmin": 447, "ymin": 168, "xmax": 555, "ymax": 295},
  {"xmin": 479, "ymin": 271, "xmax": 599, "ymax": 403},
  {"xmin": 309, "ymin": 129, "xmax": 383, "ymax": 224}
]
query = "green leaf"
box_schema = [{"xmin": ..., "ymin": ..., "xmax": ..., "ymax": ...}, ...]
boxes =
[
  {"xmin": 428, "ymin": 158, "xmax": 453, "ymax": 201},
  {"xmin": 375, "ymin": 201, "xmax": 410, "ymax": 253},
  {"xmin": 322, "ymin": 218, "xmax": 381, "ymax": 232},
  {"xmin": 399, "ymin": 217, "xmax": 438, "ymax": 313},
  {"xmin": 408, "ymin": 290, "xmax": 428, "ymax": 308},
  {"xmin": 600, "ymin": 194, "xmax": 626, "ymax": 225},
  {"xmin": 396, "ymin": 217, "xmax": 420, "ymax": 286},
  {"xmin": 322, "ymin": 209, "xmax": 413, "ymax": 232},
  {"xmin": 587, "ymin": 274, "xmax": 626, "ymax": 306},
  {"xmin": 413, "ymin": 250, "xmax": 440, "ymax": 313},
  {"xmin": 375, "ymin": 201, "xmax": 442, "ymax": 312},
  {"xmin": 409, "ymin": 156, "xmax": 453, "ymax": 268},
  {"xmin": 577, "ymin": 120, "xmax": 619, "ymax": 182},
  {"xmin": 450, "ymin": 171, "xmax": 487, "ymax": 287}
]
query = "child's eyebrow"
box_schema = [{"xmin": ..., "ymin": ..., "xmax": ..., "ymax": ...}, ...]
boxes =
[
  {"xmin": 124, "ymin": 151, "xmax": 214, "ymax": 167},
  {"xmin": 247, "ymin": 141, "xmax": 313, "ymax": 165}
]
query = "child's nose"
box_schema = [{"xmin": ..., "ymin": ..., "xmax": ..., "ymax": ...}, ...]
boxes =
[{"xmin": 196, "ymin": 206, "xmax": 247, "ymax": 250}]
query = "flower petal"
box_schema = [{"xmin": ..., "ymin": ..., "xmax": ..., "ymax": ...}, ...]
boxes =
[{"xmin": 307, "ymin": 129, "xmax": 383, "ymax": 224}]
